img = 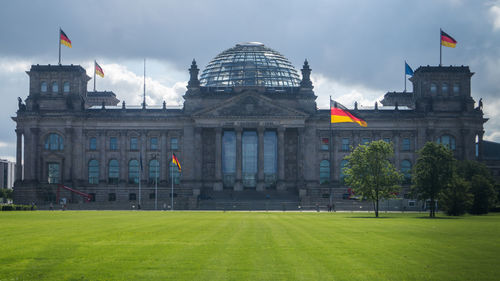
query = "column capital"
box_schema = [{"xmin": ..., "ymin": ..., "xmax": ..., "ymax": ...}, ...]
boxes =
[
  {"xmin": 257, "ymin": 126, "xmax": 265, "ymax": 133},
  {"xmin": 235, "ymin": 126, "xmax": 243, "ymax": 133},
  {"xmin": 15, "ymin": 128, "xmax": 24, "ymax": 135},
  {"xmin": 30, "ymin": 127, "xmax": 40, "ymax": 134},
  {"xmin": 278, "ymin": 126, "xmax": 286, "ymax": 133}
]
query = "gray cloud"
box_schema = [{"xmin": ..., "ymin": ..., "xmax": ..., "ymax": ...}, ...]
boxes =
[{"xmin": 1, "ymin": 0, "xmax": 499, "ymax": 160}]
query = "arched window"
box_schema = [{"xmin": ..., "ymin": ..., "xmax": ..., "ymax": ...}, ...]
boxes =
[
  {"xmin": 128, "ymin": 159, "xmax": 139, "ymax": 184},
  {"xmin": 430, "ymin": 83, "xmax": 437, "ymax": 94},
  {"xmin": 63, "ymin": 81, "xmax": 70, "ymax": 93},
  {"xmin": 40, "ymin": 81, "xmax": 47, "ymax": 92},
  {"xmin": 453, "ymin": 84, "xmax": 460, "ymax": 95},
  {"xmin": 442, "ymin": 82, "xmax": 449, "ymax": 94},
  {"xmin": 109, "ymin": 159, "xmax": 119, "ymax": 184},
  {"xmin": 52, "ymin": 81, "xmax": 58, "ymax": 93},
  {"xmin": 88, "ymin": 159, "xmax": 99, "ymax": 184},
  {"xmin": 340, "ymin": 160, "xmax": 348, "ymax": 184},
  {"xmin": 437, "ymin": 135, "xmax": 456, "ymax": 150},
  {"xmin": 169, "ymin": 162, "xmax": 181, "ymax": 184},
  {"xmin": 149, "ymin": 159, "xmax": 160, "ymax": 184},
  {"xmin": 401, "ymin": 160, "xmax": 412, "ymax": 184},
  {"xmin": 319, "ymin": 160, "xmax": 330, "ymax": 184},
  {"xmin": 89, "ymin": 137, "xmax": 97, "ymax": 150},
  {"xmin": 44, "ymin": 133, "xmax": 64, "ymax": 151}
]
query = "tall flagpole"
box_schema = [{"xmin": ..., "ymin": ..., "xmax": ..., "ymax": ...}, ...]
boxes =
[
  {"xmin": 155, "ymin": 155, "xmax": 158, "ymax": 210},
  {"xmin": 143, "ymin": 58, "xmax": 146, "ymax": 109},
  {"xmin": 139, "ymin": 153, "xmax": 142, "ymax": 209},
  {"xmin": 329, "ymin": 95, "xmax": 333, "ymax": 208},
  {"xmin": 404, "ymin": 61, "xmax": 407, "ymax": 92},
  {"xmin": 93, "ymin": 60, "xmax": 96, "ymax": 92},
  {"xmin": 439, "ymin": 28, "xmax": 442, "ymax": 66},
  {"xmin": 171, "ymin": 152, "xmax": 174, "ymax": 211},
  {"xmin": 58, "ymin": 28, "xmax": 61, "ymax": 65}
]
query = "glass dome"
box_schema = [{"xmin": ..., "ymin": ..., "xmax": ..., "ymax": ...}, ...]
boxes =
[{"xmin": 200, "ymin": 42, "xmax": 301, "ymax": 88}]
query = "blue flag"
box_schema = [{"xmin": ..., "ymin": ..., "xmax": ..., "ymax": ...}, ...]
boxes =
[{"xmin": 405, "ymin": 62, "xmax": 414, "ymax": 76}]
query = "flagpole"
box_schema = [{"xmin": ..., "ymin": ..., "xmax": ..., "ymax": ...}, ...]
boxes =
[
  {"xmin": 143, "ymin": 58, "xmax": 146, "ymax": 109},
  {"xmin": 171, "ymin": 152, "xmax": 174, "ymax": 211},
  {"xmin": 439, "ymin": 28, "xmax": 442, "ymax": 66},
  {"xmin": 329, "ymin": 95, "xmax": 333, "ymax": 207},
  {"xmin": 93, "ymin": 61, "xmax": 96, "ymax": 92},
  {"xmin": 58, "ymin": 28, "xmax": 61, "ymax": 65},
  {"xmin": 155, "ymin": 154, "xmax": 158, "ymax": 210},
  {"xmin": 404, "ymin": 61, "xmax": 407, "ymax": 92},
  {"xmin": 139, "ymin": 153, "xmax": 142, "ymax": 209}
]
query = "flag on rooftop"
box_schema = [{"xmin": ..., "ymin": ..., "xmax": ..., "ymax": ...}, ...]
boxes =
[
  {"xmin": 441, "ymin": 30, "xmax": 457, "ymax": 48},
  {"xmin": 60, "ymin": 29, "xmax": 72, "ymax": 48},
  {"xmin": 405, "ymin": 61, "xmax": 414, "ymax": 76},
  {"xmin": 95, "ymin": 61, "xmax": 104, "ymax": 78},
  {"xmin": 330, "ymin": 100, "xmax": 367, "ymax": 127}
]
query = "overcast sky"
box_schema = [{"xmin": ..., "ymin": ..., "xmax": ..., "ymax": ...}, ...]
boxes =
[{"xmin": 1, "ymin": 0, "xmax": 499, "ymax": 161}]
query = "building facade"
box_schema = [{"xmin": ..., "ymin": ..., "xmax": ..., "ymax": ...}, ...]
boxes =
[
  {"xmin": 12, "ymin": 42, "xmax": 486, "ymax": 209},
  {"xmin": 0, "ymin": 159, "xmax": 15, "ymax": 190}
]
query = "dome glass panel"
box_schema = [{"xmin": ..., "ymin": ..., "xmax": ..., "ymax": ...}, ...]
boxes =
[{"xmin": 200, "ymin": 42, "xmax": 301, "ymax": 88}]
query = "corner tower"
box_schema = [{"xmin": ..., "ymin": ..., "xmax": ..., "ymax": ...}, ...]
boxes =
[{"xmin": 25, "ymin": 64, "xmax": 90, "ymax": 112}]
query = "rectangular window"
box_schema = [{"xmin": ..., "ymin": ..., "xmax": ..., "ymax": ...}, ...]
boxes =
[
  {"xmin": 108, "ymin": 193, "xmax": 116, "ymax": 201},
  {"xmin": 110, "ymin": 137, "xmax": 118, "ymax": 150},
  {"xmin": 321, "ymin": 138, "xmax": 329, "ymax": 151},
  {"xmin": 129, "ymin": 193, "xmax": 136, "ymax": 201},
  {"xmin": 149, "ymin": 193, "xmax": 155, "ymax": 199},
  {"xmin": 383, "ymin": 138, "xmax": 391, "ymax": 143},
  {"xmin": 89, "ymin": 137, "xmax": 97, "ymax": 150},
  {"xmin": 402, "ymin": 138, "xmax": 411, "ymax": 151},
  {"xmin": 89, "ymin": 193, "xmax": 96, "ymax": 202},
  {"xmin": 408, "ymin": 200, "xmax": 416, "ymax": 207},
  {"xmin": 130, "ymin": 137, "xmax": 138, "ymax": 150},
  {"xmin": 151, "ymin": 137, "xmax": 158, "ymax": 150},
  {"xmin": 341, "ymin": 138, "xmax": 350, "ymax": 151},
  {"xmin": 171, "ymin": 137, "xmax": 178, "ymax": 150},
  {"xmin": 47, "ymin": 163, "xmax": 60, "ymax": 184},
  {"xmin": 361, "ymin": 138, "xmax": 371, "ymax": 145}
]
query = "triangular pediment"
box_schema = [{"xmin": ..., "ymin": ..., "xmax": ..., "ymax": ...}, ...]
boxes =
[{"xmin": 191, "ymin": 91, "xmax": 309, "ymax": 119}]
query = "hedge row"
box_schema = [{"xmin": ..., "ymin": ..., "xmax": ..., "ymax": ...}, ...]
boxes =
[{"xmin": 0, "ymin": 204, "xmax": 37, "ymax": 211}]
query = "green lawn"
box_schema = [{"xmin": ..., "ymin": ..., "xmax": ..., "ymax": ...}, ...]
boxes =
[{"xmin": 0, "ymin": 211, "xmax": 499, "ymax": 281}]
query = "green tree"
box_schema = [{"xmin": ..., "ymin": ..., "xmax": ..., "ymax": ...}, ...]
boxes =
[
  {"xmin": 440, "ymin": 176, "xmax": 472, "ymax": 216},
  {"xmin": 343, "ymin": 140, "xmax": 402, "ymax": 217},
  {"xmin": 413, "ymin": 142, "xmax": 455, "ymax": 218},
  {"xmin": 456, "ymin": 160, "xmax": 497, "ymax": 214},
  {"xmin": 469, "ymin": 175, "xmax": 497, "ymax": 214}
]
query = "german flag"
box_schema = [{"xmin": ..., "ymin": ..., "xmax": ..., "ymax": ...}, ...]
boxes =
[
  {"xmin": 95, "ymin": 61, "xmax": 104, "ymax": 78},
  {"xmin": 331, "ymin": 100, "xmax": 367, "ymax": 127},
  {"xmin": 441, "ymin": 30, "xmax": 457, "ymax": 48},
  {"xmin": 172, "ymin": 153, "xmax": 181, "ymax": 172},
  {"xmin": 60, "ymin": 29, "xmax": 72, "ymax": 48}
]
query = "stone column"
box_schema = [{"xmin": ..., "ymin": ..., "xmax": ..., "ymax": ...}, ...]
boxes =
[
  {"xmin": 194, "ymin": 127, "xmax": 202, "ymax": 183},
  {"xmin": 140, "ymin": 131, "xmax": 147, "ymax": 183},
  {"xmin": 277, "ymin": 127, "xmax": 285, "ymax": 191},
  {"xmin": 99, "ymin": 132, "xmax": 106, "ymax": 182},
  {"xmin": 119, "ymin": 131, "xmax": 126, "ymax": 183},
  {"xmin": 256, "ymin": 127, "xmax": 265, "ymax": 191},
  {"xmin": 393, "ymin": 131, "xmax": 400, "ymax": 170},
  {"xmin": 23, "ymin": 128, "xmax": 33, "ymax": 181},
  {"xmin": 121, "ymin": 132, "xmax": 129, "ymax": 183},
  {"xmin": 297, "ymin": 127, "xmax": 305, "ymax": 188},
  {"xmin": 64, "ymin": 127, "xmax": 73, "ymax": 184},
  {"xmin": 234, "ymin": 127, "xmax": 243, "ymax": 191},
  {"xmin": 160, "ymin": 131, "xmax": 167, "ymax": 182},
  {"xmin": 213, "ymin": 128, "xmax": 222, "ymax": 191},
  {"xmin": 30, "ymin": 128, "xmax": 40, "ymax": 183},
  {"xmin": 15, "ymin": 129, "xmax": 23, "ymax": 182}
]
